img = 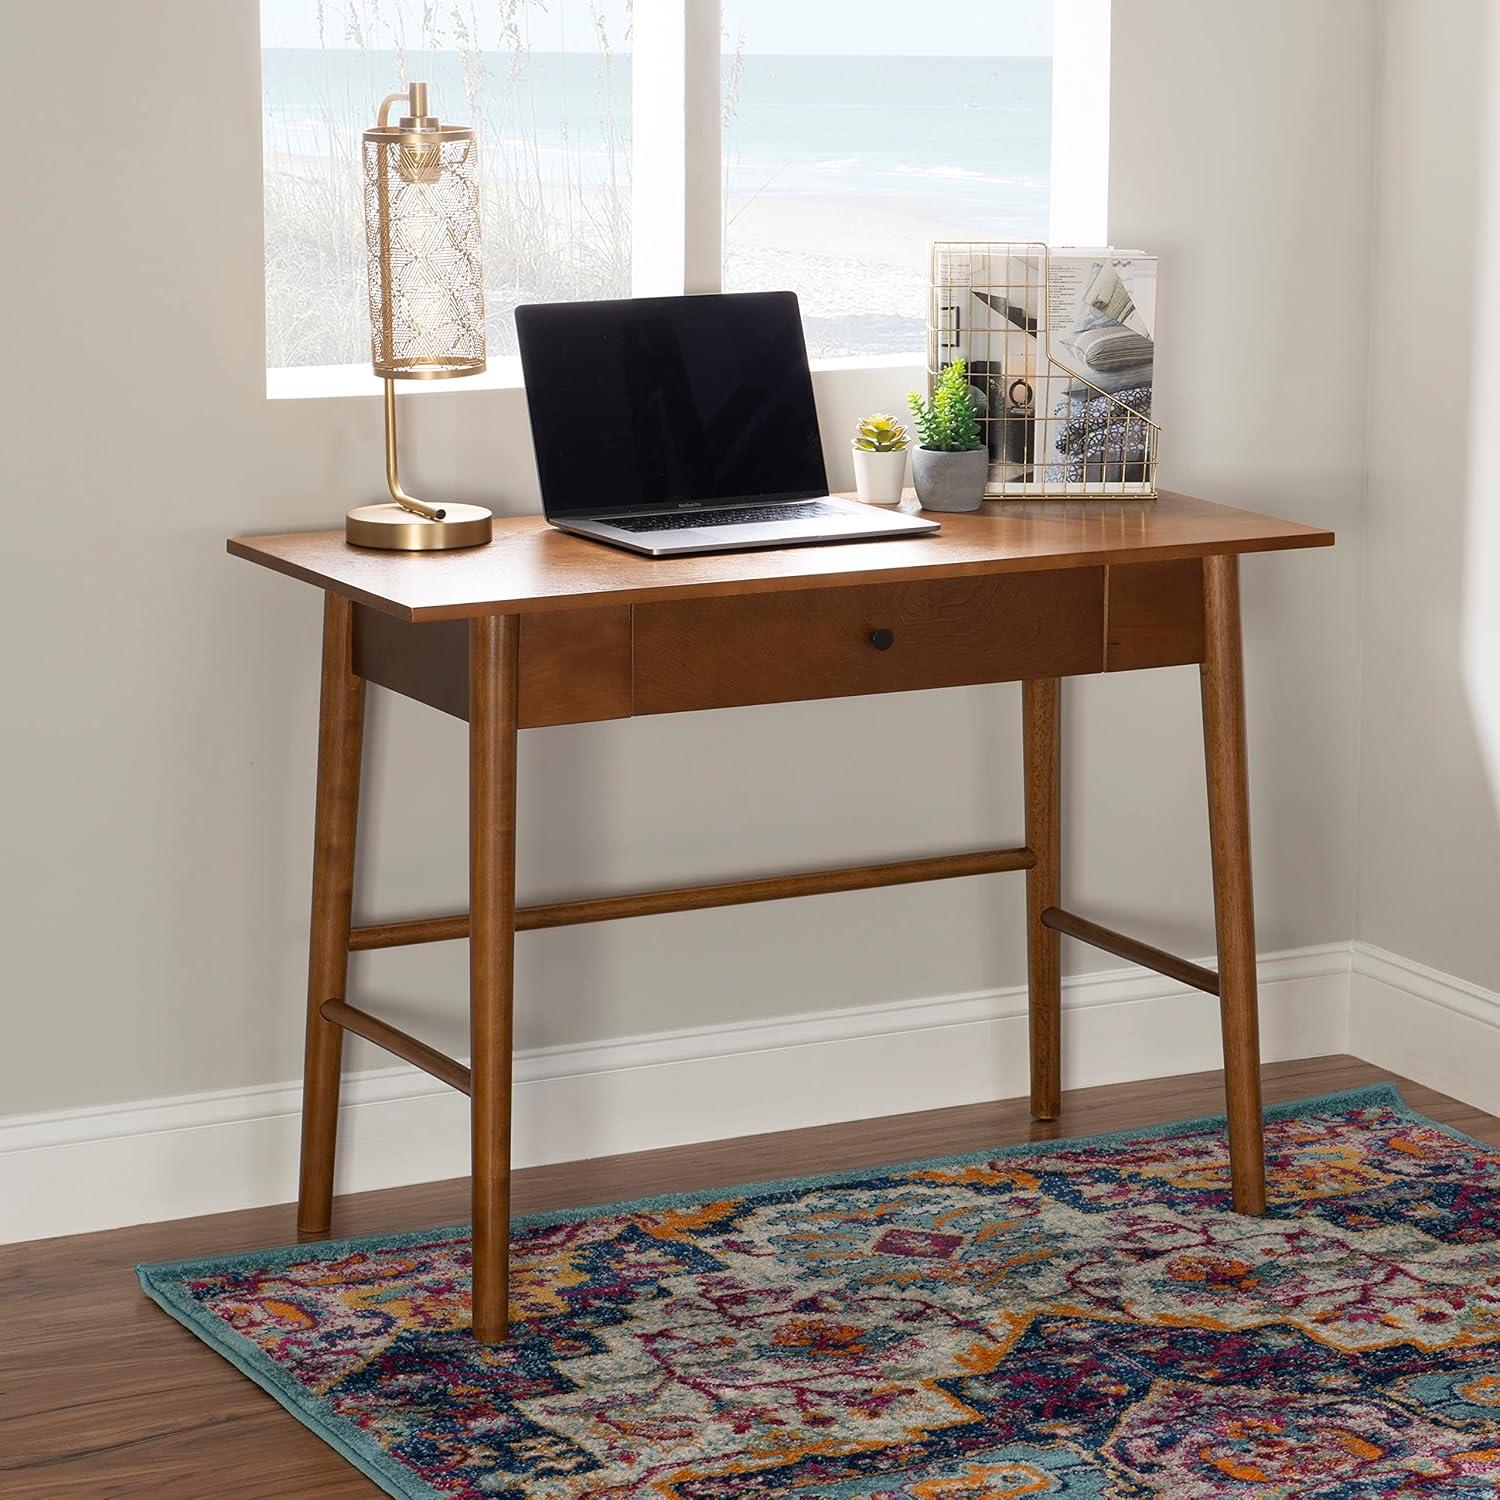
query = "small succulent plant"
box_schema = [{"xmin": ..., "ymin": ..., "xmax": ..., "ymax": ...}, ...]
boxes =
[
  {"xmin": 907, "ymin": 357, "xmax": 983, "ymax": 452},
  {"xmin": 853, "ymin": 413, "xmax": 909, "ymax": 452}
]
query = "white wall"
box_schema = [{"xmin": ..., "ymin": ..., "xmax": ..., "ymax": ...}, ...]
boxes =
[
  {"xmin": 1356, "ymin": 0, "xmax": 1500, "ymax": 991},
  {"xmin": 1095, "ymin": 0, "xmax": 1371, "ymax": 956},
  {"xmin": 3, "ymin": 3, "xmax": 1371, "ymax": 1132}
]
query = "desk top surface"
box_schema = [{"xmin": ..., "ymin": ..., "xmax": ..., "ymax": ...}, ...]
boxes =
[{"xmin": 229, "ymin": 491, "xmax": 1333, "ymax": 622}]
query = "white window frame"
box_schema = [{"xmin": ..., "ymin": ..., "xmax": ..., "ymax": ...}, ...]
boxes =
[
  {"xmin": 1049, "ymin": 0, "xmax": 1111, "ymax": 245},
  {"xmin": 266, "ymin": 0, "xmax": 1107, "ymax": 399}
]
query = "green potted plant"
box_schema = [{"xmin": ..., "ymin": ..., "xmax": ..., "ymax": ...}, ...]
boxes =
[
  {"xmin": 851, "ymin": 412, "xmax": 910, "ymax": 506},
  {"xmin": 906, "ymin": 357, "xmax": 988, "ymax": 512}
]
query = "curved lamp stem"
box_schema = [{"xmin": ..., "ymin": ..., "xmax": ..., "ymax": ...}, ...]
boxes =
[{"xmin": 384, "ymin": 379, "xmax": 446, "ymax": 522}]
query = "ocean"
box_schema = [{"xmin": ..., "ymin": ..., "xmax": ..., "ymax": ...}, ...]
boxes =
[
  {"xmin": 724, "ymin": 54, "xmax": 1049, "ymax": 228},
  {"xmin": 263, "ymin": 49, "xmax": 1048, "ymax": 216}
]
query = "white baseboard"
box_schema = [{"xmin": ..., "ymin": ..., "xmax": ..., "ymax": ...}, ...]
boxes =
[
  {"xmin": 1, "ymin": 943, "xmax": 1350, "ymax": 1243},
  {"xmin": 1349, "ymin": 941, "xmax": 1500, "ymax": 1117}
]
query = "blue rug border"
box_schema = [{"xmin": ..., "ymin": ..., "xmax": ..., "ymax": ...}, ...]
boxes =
[{"xmin": 135, "ymin": 1081, "xmax": 1488, "ymax": 1500}]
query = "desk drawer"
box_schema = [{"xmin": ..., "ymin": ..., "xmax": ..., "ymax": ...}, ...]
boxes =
[{"xmin": 633, "ymin": 569, "xmax": 1105, "ymax": 714}]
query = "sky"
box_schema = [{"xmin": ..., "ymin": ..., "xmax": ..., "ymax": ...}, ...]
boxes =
[{"xmin": 260, "ymin": 0, "xmax": 1054, "ymax": 57}]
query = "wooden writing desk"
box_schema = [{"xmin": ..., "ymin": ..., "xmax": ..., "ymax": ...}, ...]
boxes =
[{"xmin": 230, "ymin": 491, "xmax": 1333, "ymax": 1342}]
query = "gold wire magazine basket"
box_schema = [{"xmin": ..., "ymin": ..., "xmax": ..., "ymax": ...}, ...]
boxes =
[{"xmin": 927, "ymin": 241, "xmax": 1160, "ymax": 499}]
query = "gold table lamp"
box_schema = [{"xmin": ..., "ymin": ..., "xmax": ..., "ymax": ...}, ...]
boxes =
[{"xmin": 346, "ymin": 82, "xmax": 493, "ymax": 550}]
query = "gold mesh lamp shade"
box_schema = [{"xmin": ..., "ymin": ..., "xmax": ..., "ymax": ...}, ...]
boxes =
[{"xmin": 345, "ymin": 82, "xmax": 493, "ymax": 550}]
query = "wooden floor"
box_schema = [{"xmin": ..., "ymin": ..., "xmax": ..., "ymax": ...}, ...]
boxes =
[{"xmin": 4, "ymin": 1055, "xmax": 1496, "ymax": 1498}]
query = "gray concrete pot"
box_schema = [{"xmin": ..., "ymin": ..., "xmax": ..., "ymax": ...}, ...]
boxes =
[{"xmin": 911, "ymin": 446, "xmax": 987, "ymax": 512}]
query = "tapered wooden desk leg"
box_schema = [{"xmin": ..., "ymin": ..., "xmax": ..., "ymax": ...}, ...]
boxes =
[
  {"xmin": 297, "ymin": 594, "xmax": 366, "ymax": 1236},
  {"xmin": 1201, "ymin": 555, "xmax": 1267, "ymax": 1215},
  {"xmin": 1023, "ymin": 678, "xmax": 1062, "ymax": 1121},
  {"xmin": 470, "ymin": 614, "xmax": 521, "ymax": 1342}
]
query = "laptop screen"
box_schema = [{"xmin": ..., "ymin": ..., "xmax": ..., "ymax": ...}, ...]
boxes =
[{"xmin": 514, "ymin": 292, "xmax": 828, "ymax": 517}]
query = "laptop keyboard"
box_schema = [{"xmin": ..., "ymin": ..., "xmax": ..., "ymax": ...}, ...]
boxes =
[{"xmin": 606, "ymin": 501, "xmax": 842, "ymax": 533}]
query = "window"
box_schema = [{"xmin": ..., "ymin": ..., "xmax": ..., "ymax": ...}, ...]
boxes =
[
  {"xmin": 260, "ymin": 1, "xmax": 1087, "ymax": 383},
  {"xmin": 721, "ymin": 1, "xmax": 1054, "ymax": 359}
]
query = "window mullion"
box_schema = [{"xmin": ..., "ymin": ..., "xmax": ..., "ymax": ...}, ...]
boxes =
[{"xmin": 632, "ymin": 0, "xmax": 722, "ymax": 295}]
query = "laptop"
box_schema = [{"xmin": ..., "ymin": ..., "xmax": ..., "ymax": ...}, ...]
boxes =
[{"xmin": 514, "ymin": 291, "xmax": 940, "ymax": 556}]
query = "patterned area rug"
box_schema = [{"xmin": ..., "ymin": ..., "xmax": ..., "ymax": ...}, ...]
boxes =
[{"xmin": 139, "ymin": 1085, "xmax": 1500, "ymax": 1499}]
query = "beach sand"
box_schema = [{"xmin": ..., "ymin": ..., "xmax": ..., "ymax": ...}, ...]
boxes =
[
  {"xmin": 266, "ymin": 147, "xmax": 1034, "ymax": 364},
  {"xmin": 727, "ymin": 192, "xmax": 1038, "ymax": 355}
]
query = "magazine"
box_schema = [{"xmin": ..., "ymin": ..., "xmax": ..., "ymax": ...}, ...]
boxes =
[{"xmin": 930, "ymin": 245, "xmax": 1157, "ymax": 494}]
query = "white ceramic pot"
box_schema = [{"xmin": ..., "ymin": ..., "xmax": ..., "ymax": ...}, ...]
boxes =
[{"xmin": 851, "ymin": 445, "xmax": 909, "ymax": 506}]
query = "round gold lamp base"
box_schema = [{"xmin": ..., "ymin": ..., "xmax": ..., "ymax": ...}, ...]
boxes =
[{"xmin": 345, "ymin": 502, "xmax": 493, "ymax": 551}]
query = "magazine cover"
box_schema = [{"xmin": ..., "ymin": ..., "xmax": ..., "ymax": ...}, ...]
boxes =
[
  {"xmin": 929, "ymin": 244, "xmax": 1156, "ymax": 494},
  {"xmin": 1042, "ymin": 250, "xmax": 1156, "ymax": 489}
]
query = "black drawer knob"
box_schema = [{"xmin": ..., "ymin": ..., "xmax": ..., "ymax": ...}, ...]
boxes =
[{"xmin": 868, "ymin": 628, "xmax": 895, "ymax": 651}]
